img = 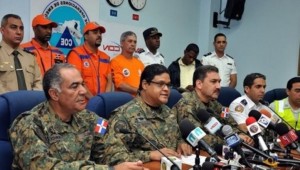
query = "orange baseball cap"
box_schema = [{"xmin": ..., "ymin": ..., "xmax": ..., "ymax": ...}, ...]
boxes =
[
  {"xmin": 83, "ymin": 22, "xmax": 106, "ymax": 34},
  {"xmin": 32, "ymin": 14, "xmax": 58, "ymax": 27}
]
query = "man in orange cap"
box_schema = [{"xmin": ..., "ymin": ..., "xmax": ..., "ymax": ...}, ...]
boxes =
[
  {"xmin": 67, "ymin": 22, "xmax": 112, "ymax": 99},
  {"xmin": 21, "ymin": 14, "xmax": 65, "ymax": 75}
]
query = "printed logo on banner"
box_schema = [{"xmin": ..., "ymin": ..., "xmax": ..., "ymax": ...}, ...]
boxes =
[{"xmin": 42, "ymin": 0, "xmax": 90, "ymax": 55}]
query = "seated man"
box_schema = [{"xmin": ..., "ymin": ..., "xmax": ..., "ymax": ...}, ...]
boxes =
[
  {"xmin": 168, "ymin": 43, "xmax": 202, "ymax": 93},
  {"xmin": 103, "ymin": 64, "xmax": 192, "ymax": 165},
  {"xmin": 270, "ymin": 77, "xmax": 300, "ymax": 130},
  {"xmin": 229, "ymin": 73, "xmax": 271, "ymax": 132},
  {"xmin": 172, "ymin": 65, "xmax": 253, "ymax": 147},
  {"xmin": 9, "ymin": 63, "xmax": 147, "ymax": 170}
]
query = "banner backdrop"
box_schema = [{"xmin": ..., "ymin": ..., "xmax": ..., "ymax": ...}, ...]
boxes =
[{"xmin": 29, "ymin": 0, "xmax": 146, "ymax": 57}]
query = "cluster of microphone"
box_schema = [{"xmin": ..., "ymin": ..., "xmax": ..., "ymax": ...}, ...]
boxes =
[{"xmin": 179, "ymin": 108, "xmax": 300, "ymax": 169}]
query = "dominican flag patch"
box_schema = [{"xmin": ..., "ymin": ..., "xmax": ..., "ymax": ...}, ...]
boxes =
[
  {"xmin": 94, "ymin": 118, "xmax": 108, "ymax": 135},
  {"xmin": 221, "ymin": 107, "xmax": 230, "ymax": 118}
]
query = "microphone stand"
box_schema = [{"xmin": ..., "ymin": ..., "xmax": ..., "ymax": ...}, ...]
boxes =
[
  {"xmin": 283, "ymin": 146, "xmax": 293, "ymax": 159},
  {"xmin": 193, "ymin": 143, "xmax": 202, "ymax": 170}
]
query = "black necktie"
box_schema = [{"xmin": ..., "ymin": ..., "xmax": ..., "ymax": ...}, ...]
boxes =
[{"xmin": 12, "ymin": 50, "xmax": 27, "ymax": 90}]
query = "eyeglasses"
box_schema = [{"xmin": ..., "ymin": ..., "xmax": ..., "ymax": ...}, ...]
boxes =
[{"xmin": 150, "ymin": 81, "xmax": 172, "ymax": 89}]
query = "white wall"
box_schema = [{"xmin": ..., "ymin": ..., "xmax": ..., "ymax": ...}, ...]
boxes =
[{"xmin": 1, "ymin": 0, "xmax": 300, "ymax": 93}]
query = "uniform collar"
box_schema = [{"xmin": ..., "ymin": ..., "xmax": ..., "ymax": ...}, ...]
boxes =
[
  {"xmin": 243, "ymin": 94, "xmax": 263, "ymax": 109},
  {"xmin": 145, "ymin": 47, "xmax": 160, "ymax": 56},
  {"xmin": 212, "ymin": 51, "xmax": 226, "ymax": 58},
  {"xmin": 135, "ymin": 95, "xmax": 169, "ymax": 119},
  {"xmin": 83, "ymin": 43, "xmax": 100, "ymax": 56},
  {"xmin": 31, "ymin": 38, "xmax": 51, "ymax": 50},
  {"xmin": 0, "ymin": 40, "xmax": 23, "ymax": 56}
]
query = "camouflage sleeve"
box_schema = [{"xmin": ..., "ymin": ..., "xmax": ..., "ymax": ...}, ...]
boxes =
[
  {"xmin": 102, "ymin": 112, "xmax": 151, "ymax": 166},
  {"xmin": 9, "ymin": 117, "xmax": 109, "ymax": 170}
]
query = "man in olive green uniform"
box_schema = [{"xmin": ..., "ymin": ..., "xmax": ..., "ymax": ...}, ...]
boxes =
[
  {"xmin": 9, "ymin": 63, "xmax": 147, "ymax": 170},
  {"xmin": 172, "ymin": 65, "xmax": 254, "ymax": 147},
  {"xmin": 0, "ymin": 14, "xmax": 42, "ymax": 94},
  {"xmin": 103, "ymin": 64, "xmax": 192, "ymax": 165}
]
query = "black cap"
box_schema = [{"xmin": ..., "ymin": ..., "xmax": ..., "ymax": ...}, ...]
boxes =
[{"xmin": 143, "ymin": 27, "xmax": 162, "ymax": 40}]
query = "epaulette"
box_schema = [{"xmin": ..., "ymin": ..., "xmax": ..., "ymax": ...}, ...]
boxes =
[
  {"xmin": 203, "ymin": 52, "xmax": 212, "ymax": 57},
  {"xmin": 136, "ymin": 48, "xmax": 145, "ymax": 54},
  {"xmin": 23, "ymin": 48, "xmax": 35, "ymax": 55},
  {"xmin": 160, "ymin": 53, "xmax": 165, "ymax": 58},
  {"xmin": 240, "ymin": 99, "xmax": 248, "ymax": 106},
  {"xmin": 226, "ymin": 54, "xmax": 234, "ymax": 59}
]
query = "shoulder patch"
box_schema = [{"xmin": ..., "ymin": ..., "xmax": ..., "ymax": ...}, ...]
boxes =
[
  {"xmin": 234, "ymin": 104, "xmax": 244, "ymax": 113},
  {"xmin": 136, "ymin": 48, "xmax": 145, "ymax": 54},
  {"xmin": 240, "ymin": 99, "xmax": 248, "ymax": 106},
  {"xmin": 226, "ymin": 54, "xmax": 233, "ymax": 59},
  {"xmin": 203, "ymin": 52, "xmax": 212, "ymax": 57}
]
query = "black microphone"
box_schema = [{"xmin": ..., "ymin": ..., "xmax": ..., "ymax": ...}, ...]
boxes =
[
  {"xmin": 196, "ymin": 109, "xmax": 224, "ymax": 138},
  {"xmin": 248, "ymin": 110, "xmax": 276, "ymax": 131},
  {"xmin": 274, "ymin": 123, "xmax": 299, "ymax": 151},
  {"xmin": 119, "ymin": 128, "xmax": 180, "ymax": 170},
  {"xmin": 179, "ymin": 119, "xmax": 219, "ymax": 161}
]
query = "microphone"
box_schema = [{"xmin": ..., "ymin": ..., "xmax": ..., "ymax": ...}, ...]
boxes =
[
  {"xmin": 119, "ymin": 128, "xmax": 181, "ymax": 170},
  {"xmin": 274, "ymin": 123, "xmax": 298, "ymax": 150},
  {"xmin": 245, "ymin": 117, "xmax": 269, "ymax": 152},
  {"xmin": 248, "ymin": 110, "xmax": 275, "ymax": 130},
  {"xmin": 179, "ymin": 119, "xmax": 219, "ymax": 161},
  {"xmin": 196, "ymin": 109, "xmax": 224, "ymax": 137}
]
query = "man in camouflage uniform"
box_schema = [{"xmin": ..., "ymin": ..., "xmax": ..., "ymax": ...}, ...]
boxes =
[
  {"xmin": 102, "ymin": 64, "xmax": 192, "ymax": 165},
  {"xmin": 172, "ymin": 65, "xmax": 254, "ymax": 148},
  {"xmin": 9, "ymin": 63, "xmax": 147, "ymax": 170}
]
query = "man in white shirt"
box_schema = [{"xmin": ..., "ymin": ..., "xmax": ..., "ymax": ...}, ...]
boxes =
[
  {"xmin": 136, "ymin": 27, "xmax": 164, "ymax": 66},
  {"xmin": 201, "ymin": 33, "xmax": 237, "ymax": 88}
]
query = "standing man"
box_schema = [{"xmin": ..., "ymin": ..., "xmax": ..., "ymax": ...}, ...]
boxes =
[
  {"xmin": 67, "ymin": 22, "xmax": 112, "ymax": 99},
  {"xmin": 270, "ymin": 77, "xmax": 300, "ymax": 130},
  {"xmin": 201, "ymin": 33, "xmax": 237, "ymax": 88},
  {"xmin": 111, "ymin": 31, "xmax": 144, "ymax": 96},
  {"xmin": 229, "ymin": 73, "xmax": 270, "ymax": 132},
  {"xmin": 136, "ymin": 27, "xmax": 164, "ymax": 66},
  {"xmin": 0, "ymin": 14, "xmax": 42, "ymax": 94},
  {"xmin": 103, "ymin": 64, "xmax": 192, "ymax": 165},
  {"xmin": 21, "ymin": 14, "xmax": 65, "ymax": 76},
  {"xmin": 168, "ymin": 43, "xmax": 202, "ymax": 93},
  {"xmin": 9, "ymin": 63, "xmax": 147, "ymax": 170}
]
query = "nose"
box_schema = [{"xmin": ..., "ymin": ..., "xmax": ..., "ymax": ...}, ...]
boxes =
[
  {"xmin": 216, "ymin": 82, "xmax": 221, "ymax": 89},
  {"xmin": 79, "ymin": 84, "xmax": 87, "ymax": 94}
]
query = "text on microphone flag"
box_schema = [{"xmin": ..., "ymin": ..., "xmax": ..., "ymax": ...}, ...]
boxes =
[{"xmin": 94, "ymin": 118, "xmax": 108, "ymax": 135}]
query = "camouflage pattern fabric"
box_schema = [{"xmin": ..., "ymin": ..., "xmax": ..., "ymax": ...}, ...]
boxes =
[
  {"xmin": 9, "ymin": 101, "xmax": 109, "ymax": 170},
  {"xmin": 172, "ymin": 91, "xmax": 239, "ymax": 147},
  {"xmin": 102, "ymin": 96, "xmax": 183, "ymax": 166}
]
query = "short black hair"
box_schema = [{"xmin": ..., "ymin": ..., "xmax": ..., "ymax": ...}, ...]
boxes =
[
  {"xmin": 214, "ymin": 33, "xmax": 226, "ymax": 42},
  {"xmin": 138, "ymin": 64, "xmax": 169, "ymax": 91},
  {"xmin": 287, "ymin": 77, "xmax": 300, "ymax": 90},
  {"xmin": 1, "ymin": 14, "xmax": 21, "ymax": 27},
  {"xmin": 193, "ymin": 65, "xmax": 218, "ymax": 87},
  {"xmin": 243, "ymin": 73, "xmax": 266, "ymax": 88},
  {"xmin": 184, "ymin": 43, "xmax": 199, "ymax": 54}
]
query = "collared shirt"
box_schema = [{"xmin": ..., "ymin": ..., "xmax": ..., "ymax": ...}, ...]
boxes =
[
  {"xmin": 136, "ymin": 47, "xmax": 164, "ymax": 66},
  {"xmin": 9, "ymin": 101, "xmax": 108, "ymax": 169},
  {"xmin": 178, "ymin": 57, "xmax": 195, "ymax": 88},
  {"xmin": 229, "ymin": 94, "xmax": 266, "ymax": 124},
  {"xmin": 0, "ymin": 41, "xmax": 42, "ymax": 94},
  {"xmin": 201, "ymin": 51, "xmax": 237, "ymax": 87}
]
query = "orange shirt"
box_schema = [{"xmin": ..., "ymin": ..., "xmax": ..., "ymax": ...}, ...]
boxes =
[
  {"xmin": 111, "ymin": 54, "xmax": 144, "ymax": 95},
  {"xmin": 21, "ymin": 39, "xmax": 65, "ymax": 75},
  {"xmin": 67, "ymin": 44, "xmax": 111, "ymax": 95}
]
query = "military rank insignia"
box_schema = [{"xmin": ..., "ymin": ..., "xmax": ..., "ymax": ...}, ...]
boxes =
[{"xmin": 94, "ymin": 118, "xmax": 108, "ymax": 135}]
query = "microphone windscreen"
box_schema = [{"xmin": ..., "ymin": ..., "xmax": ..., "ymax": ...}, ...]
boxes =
[
  {"xmin": 245, "ymin": 116, "xmax": 257, "ymax": 126},
  {"xmin": 248, "ymin": 110, "xmax": 261, "ymax": 120},
  {"xmin": 275, "ymin": 123, "xmax": 289, "ymax": 135},
  {"xmin": 260, "ymin": 109, "xmax": 272, "ymax": 118},
  {"xmin": 206, "ymin": 108, "xmax": 214, "ymax": 114},
  {"xmin": 179, "ymin": 119, "xmax": 195, "ymax": 139},
  {"xmin": 222, "ymin": 125, "xmax": 233, "ymax": 136},
  {"xmin": 201, "ymin": 162, "xmax": 215, "ymax": 170},
  {"xmin": 196, "ymin": 109, "xmax": 211, "ymax": 123}
]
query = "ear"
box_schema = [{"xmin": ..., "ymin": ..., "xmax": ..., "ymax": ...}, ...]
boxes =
[
  {"xmin": 195, "ymin": 79, "xmax": 203, "ymax": 90},
  {"xmin": 244, "ymin": 86, "xmax": 250, "ymax": 94},
  {"xmin": 141, "ymin": 80, "xmax": 148, "ymax": 90},
  {"xmin": 286, "ymin": 88, "xmax": 290, "ymax": 96},
  {"xmin": 48, "ymin": 88, "xmax": 59, "ymax": 101}
]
